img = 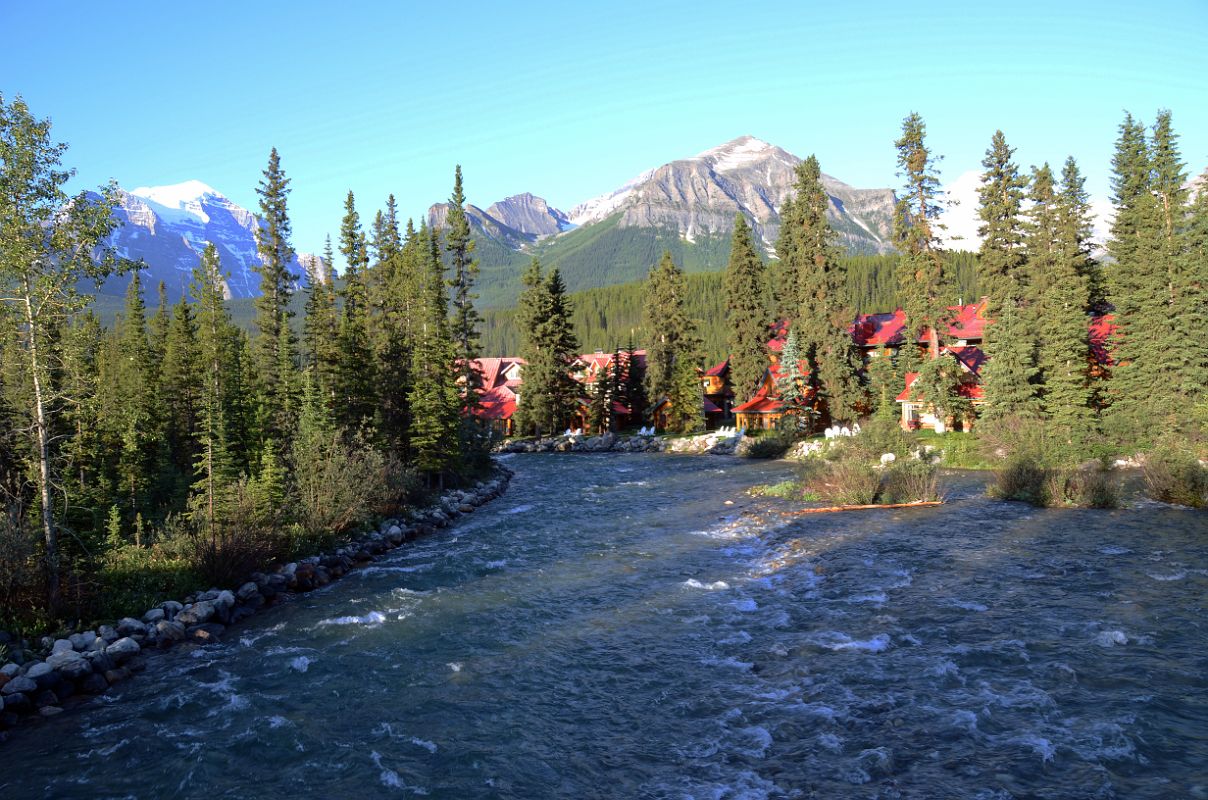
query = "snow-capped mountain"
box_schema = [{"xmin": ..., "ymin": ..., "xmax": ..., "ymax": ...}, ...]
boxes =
[
  {"xmin": 427, "ymin": 192, "xmax": 572, "ymax": 251},
  {"xmin": 105, "ymin": 181, "xmax": 315, "ymax": 300},
  {"xmin": 568, "ymin": 135, "xmax": 897, "ymax": 255}
]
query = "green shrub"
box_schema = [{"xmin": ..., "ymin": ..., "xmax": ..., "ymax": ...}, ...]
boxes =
[
  {"xmin": 831, "ymin": 415, "xmax": 917, "ymax": 463},
  {"xmin": 880, "ymin": 461, "xmax": 942, "ymax": 504},
  {"xmin": 810, "ymin": 459, "xmax": 881, "ymax": 505},
  {"xmin": 1143, "ymin": 451, "xmax": 1208, "ymax": 508},
  {"xmin": 1061, "ymin": 463, "xmax": 1120, "ymax": 509},
  {"xmin": 741, "ymin": 432, "xmax": 792, "ymax": 459},
  {"xmin": 991, "ymin": 454, "xmax": 1050, "ymax": 505}
]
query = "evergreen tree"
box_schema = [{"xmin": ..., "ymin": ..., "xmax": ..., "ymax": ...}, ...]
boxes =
[
  {"xmin": 588, "ymin": 369, "xmax": 611, "ymax": 435},
  {"xmin": 408, "ymin": 224, "xmax": 461, "ymax": 482},
  {"xmin": 774, "ymin": 326, "xmax": 810, "ymax": 417},
  {"xmin": 337, "ymin": 190, "xmax": 377, "ymax": 433},
  {"xmin": 190, "ymin": 244, "xmax": 245, "ymax": 526},
  {"xmin": 866, "ymin": 347, "xmax": 899, "ymax": 419},
  {"xmin": 514, "ymin": 262, "xmax": 581, "ymax": 435},
  {"xmin": 301, "ymin": 240, "xmax": 340, "ymax": 406},
  {"xmin": 444, "ymin": 166, "xmax": 483, "ymax": 415},
  {"xmin": 251, "ymin": 147, "xmax": 299, "ymax": 445},
  {"xmin": 1032, "ymin": 161, "xmax": 1095, "ymax": 434},
  {"xmin": 643, "ymin": 251, "xmax": 699, "ymax": 407},
  {"xmin": 978, "ymin": 132, "xmax": 1037, "ymax": 420},
  {"xmin": 623, "ymin": 335, "xmax": 647, "ymax": 428},
  {"xmin": 160, "ymin": 296, "xmax": 201, "ymax": 484},
  {"xmin": 1178, "ymin": 168, "xmax": 1208, "ymax": 413},
  {"xmin": 723, "ymin": 213, "xmax": 768, "ymax": 401},
  {"xmin": 666, "ymin": 354, "xmax": 704, "ymax": 434},
  {"xmin": 893, "ymin": 113, "xmax": 949, "ymax": 361},
  {"xmin": 369, "ymin": 200, "xmax": 417, "ymax": 453}
]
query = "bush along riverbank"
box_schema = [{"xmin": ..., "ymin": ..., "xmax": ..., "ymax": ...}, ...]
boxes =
[{"xmin": 0, "ymin": 465, "xmax": 513, "ymax": 741}]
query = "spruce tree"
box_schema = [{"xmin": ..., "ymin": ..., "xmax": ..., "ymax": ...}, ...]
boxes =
[
  {"xmin": 337, "ymin": 190, "xmax": 377, "ymax": 434},
  {"xmin": 977, "ymin": 132, "xmax": 1037, "ymax": 420},
  {"xmin": 251, "ymin": 147, "xmax": 299, "ymax": 445},
  {"xmin": 1178, "ymin": 170, "xmax": 1208, "ymax": 415},
  {"xmin": 666, "ymin": 354, "xmax": 704, "ymax": 434},
  {"xmin": 623, "ymin": 335, "xmax": 647, "ymax": 428},
  {"xmin": 724, "ymin": 213, "xmax": 768, "ymax": 401},
  {"xmin": 643, "ymin": 251, "xmax": 698, "ymax": 406},
  {"xmin": 369, "ymin": 199, "xmax": 417, "ymax": 453},
  {"xmin": 774, "ymin": 326, "xmax": 810, "ymax": 417},
  {"xmin": 301, "ymin": 240, "xmax": 340, "ymax": 406},
  {"xmin": 160, "ymin": 296, "xmax": 201, "ymax": 484},
  {"xmin": 408, "ymin": 223, "xmax": 461, "ymax": 482},
  {"xmin": 1032, "ymin": 161, "xmax": 1095, "ymax": 435},
  {"xmin": 444, "ymin": 165, "xmax": 483, "ymax": 416}
]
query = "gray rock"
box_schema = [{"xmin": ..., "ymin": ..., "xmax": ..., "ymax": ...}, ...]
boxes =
[
  {"xmin": 2, "ymin": 675, "xmax": 36, "ymax": 695},
  {"xmin": 197, "ymin": 589, "xmax": 221, "ymax": 602},
  {"xmin": 105, "ymin": 637, "xmax": 140, "ymax": 664},
  {"xmin": 175, "ymin": 601, "xmax": 215, "ymax": 627},
  {"xmin": 39, "ymin": 706, "xmax": 63, "ymax": 717},
  {"xmin": 25, "ymin": 662, "xmax": 55, "ymax": 687},
  {"xmin": 69, "ymin": 631, "xmax": 94, "ymax": 651},
  {"xmin": 162, "ymin": 600, "xmax": 184, "ymax": 616},
  {"xmin": 51, "ymin": 639, "xmax": 74, "ymax": 656},
  {"xmin": 154, "ymin": 620, "xmax": 186, "ymax": 644},
  {"xmin": 85, "ymin": 651, "xmax": 115, "ymax": 674},
  {"xmin": 104, "ymin": 667, "xmax": 131, "ymax": 685},
  {"xmin": 79, "ymin": 671, "xmax": 109, "ymax": 695},
  {"xmin": 213, "ymin": 590, "xmax": 236, "ymax": 623},
  {"xmin": 47, "ymin": 650, "xmax": 93, "ymax": 680},
  {"xmin": 236, "ymin": 582, "xmax": 261, "ymax": 602},
  {"xmin": 142, "ymin": 608, "xmax": 165, "ymax": 625},
  {"xmin": 0, "ymin": 663, "xmax": 18, "ymax": 678},
  {"xmin": 3, "ymin": 691, "xmax": 31, "ymax": 713},
  {"xmin": 116, "ymin": 617, "xmax": 147, "ymax": 637}
]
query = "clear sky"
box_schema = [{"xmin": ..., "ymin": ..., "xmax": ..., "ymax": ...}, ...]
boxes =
[{"xmin": 2, "ymin": 0, "xmax": 1206, "ymax": 262}]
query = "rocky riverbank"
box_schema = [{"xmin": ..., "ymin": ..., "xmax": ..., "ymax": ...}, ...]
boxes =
[
  {"xmin": 499, "ymin": 430, "xmax": 746, "ymax": 455},
  {"xmin": 0, "ymin": 466, "xmax": 513, "ymax": 741}
]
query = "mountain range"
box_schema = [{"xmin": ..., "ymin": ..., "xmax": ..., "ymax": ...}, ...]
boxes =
[
  {"xmin": 97, "ymin": 180, "xmax": 317, "ymax": 301},
  {"xmin": 427, "ymin": 136, "xmax": 898, "ymax": 306}
]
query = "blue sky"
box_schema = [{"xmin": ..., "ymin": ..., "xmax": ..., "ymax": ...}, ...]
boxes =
[{"xmin": 2, "ymin": 0, "xmax": 1206, "ymax": 261}]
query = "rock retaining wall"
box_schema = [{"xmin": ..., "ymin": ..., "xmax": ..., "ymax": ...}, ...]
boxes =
[
  {"xmin": 500, "ymin": 431, "xmax": 744, "ymax": 455},
  {"xmin": 0, "ymin": 466, "xmax": 513, "ymax": 742}
]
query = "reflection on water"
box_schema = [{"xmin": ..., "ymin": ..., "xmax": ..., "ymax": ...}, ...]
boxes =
[{"xmin": 3, "ymin": 455, "xmax": 1207, "ymax": 799}]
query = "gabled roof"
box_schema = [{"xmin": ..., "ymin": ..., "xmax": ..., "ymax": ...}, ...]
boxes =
[
  {"xmin": 946, "ymin": 345, "xmax": 987, "ymax": 376},
  {"xmin": 703, "ymin": 398, "xmax": 724, "ymax": 414},
  {"xmin": 705, "ymin": 358, "xmax": 730, "ymax": 377},
  {"xmin": 733, "ymin": 394, "xmax": 785, "ymax": 414},
  {"xmin": 896, "ymin": 372, "xmax": 985, "ymax": 403},
  {"xmin": 850, "ymin": 309, "xmax": 908, "ymax": 347}
]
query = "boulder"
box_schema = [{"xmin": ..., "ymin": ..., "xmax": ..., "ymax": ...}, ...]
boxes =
[
  {"xmin": 162, "ymin": 600, "xmax": 184, "ymax": 616},
  {"xmin": 84, "ymin": 651, "xmax": 115, "ymax": 674},
  {"xmin": 69, "ymin": 631, "xmax": 94, "ymax": 651},
  {"xmin": 3, "ymin": 691, "xmax": 31, "ymax": 713},
  {"xmin": 0, "ymin": 663, "xmax": 18, "ymax": 678},
  {"xmin": 104, "ymin": 637, "xmax": 140, "ymax": 664},
  {"xmin": 51, "ymin": 639, "xmax": 74, "ymax": 656},
  {"xmin": 47, "ymin": 651, "xmax": 93, "ymax": 680},
  {"xmin": 196, "ymin": 589, "xmax": 221, "ymax": 602},
  {"xmin": 212, "ymin": 590, "xmax": 236, "ymax": 623},
  {"xmin": 2, "ymin": 675, "xmax": 36, "ymax": 696},
  {"xmin": 154, "ymin": 620, "xmax": 186, "ymax": 645},
  {"xmin": 115, "ymin": 618, "xmax": 146, "ymax": 638},
  {"xmin": 236, "ymin": 582, "xmax": 261, "ymax": 602},
  {"xmin": 142, "ymin": 608, "xmax": 165, "ymax": 625},
  {"xmin": 25, "ymin": 661, "xmax": 56, "ymax": 688},
  {"xmin": 175, "ymin": 601, "xmax": 215, "ymax": 627}
]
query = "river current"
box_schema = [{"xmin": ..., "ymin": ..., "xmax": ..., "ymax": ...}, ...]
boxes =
[{"xmin": 3, "ymin": 454, "xmax": 1207, "ymax": 799}]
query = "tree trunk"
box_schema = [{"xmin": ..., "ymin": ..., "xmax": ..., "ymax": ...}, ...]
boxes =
[{"xmin": 24, "ymin": 288, "xmax": 60, "ymax": 611}]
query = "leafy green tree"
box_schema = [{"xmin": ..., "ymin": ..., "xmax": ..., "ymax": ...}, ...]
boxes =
[
  {"xmin": 723, "ymin": 213, "xmax": 768, "ymax": 401},
  {"xmin": 0, "ymin": 93, "xmax": 127, "ymax": 607},
  {"xmin": 251, "ymin": 147, "xmax": 300, "ymax": 445}
]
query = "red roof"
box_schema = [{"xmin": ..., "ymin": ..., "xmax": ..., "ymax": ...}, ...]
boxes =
[
  {"xmin": 896, "ymin": 372, "xmax": 985, "ymax": 403},
  {"xmin": 945, "ymin": 345, "xmax": 987, "ymax": 376},
  {"xmin": 733, "ymin": 394, "xmax": 785, "ymax": 414},
  {"xmin": 477, "ymin": 386, "xmax": 518, "ymax": 420},
  {"xmin": 703, "ymin": 398, "xmax": 724, "ymax": 414},
  {"xmin": 705, "ymin": 358, "xmax": 730, "ymax": 377},
  {"xmin": 850, "ymin": 309, "xmax": 908, "ymax": 347}
]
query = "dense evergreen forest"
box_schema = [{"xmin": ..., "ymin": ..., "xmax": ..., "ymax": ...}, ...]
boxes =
[{"xmin": 482, "ymin": 253, "xmax": 979, "ymax": 362}]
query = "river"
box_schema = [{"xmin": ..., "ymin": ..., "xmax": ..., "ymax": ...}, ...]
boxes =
[{"xmin": 3, "ymin": 454, "xmax": 1207, "ymax": 799}]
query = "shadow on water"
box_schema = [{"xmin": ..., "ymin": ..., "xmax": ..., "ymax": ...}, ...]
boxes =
[{"xmin": 2, "ymin": 455, "xmax": 1207, "ymax": 799}]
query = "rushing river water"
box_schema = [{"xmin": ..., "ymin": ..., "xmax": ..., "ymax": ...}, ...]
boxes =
[{"xmin": 4, "ymin": 454, "xmax": 1208, "ymax": 799}]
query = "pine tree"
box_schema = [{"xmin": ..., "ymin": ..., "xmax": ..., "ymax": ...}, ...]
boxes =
[
  {"xmin": 251, "ymin": 147, "xmax": 299, "ymax": 445},
  {"xmin": 643, "ymin": 251, "xmax": 699, "ymax": 407},
  {"xmin": 408, "ymin": 223, "xmax": 461, "ymax": 482},
  {"xmin": 723, "ymin": 213, "xmax": 768, "ymax": 401},
  {"xmin": 160, "ymin": 296, "xmax": 201, "ymax": 484},
  {"xmin": 775, "ymin": 326, "xmax": 810, "ymax": 417},
  {"xmin": 1178, "ymin": 170, "xmax": 1208, "ymax": 415},
  {"xmin": 666, "ymin": 354, "xmax": 704, "ymax": 434},
  {"xmin": 978, "ymin": 132, "xmax": 1037, "ymax": 420},
  {"xmin": 368, "ymin": 199, "xmax": 417, "ymax": 453},
  {"xmin": 515, "ymin": 262, "xmax": 581, "ymax": 435},
  {"xmin": 444, "ymin": 166, "xmax": 483, "ymax": 416},
  {"xmin": 773, "ymin": 194, "xmax": 800, "ymax": 321},
  {"xmin": 623, "ymin": 335, "xmax": 647, "ymax": 428},
  {"xmin": 190, "ymin": 244, "xmax": 244, "ymax": 526},
  {"xmin": 301, "ymin": 239, "xmax": 340, "ymax": 407},
  {"xmin": 1032, "ymin": 161, "xmax": 1094, "ymax": 435},
  {"xmin": 337, "ymin": 190, "xmax": 377, "ymax": 434},
  {"xmin": 893, "ymin": 113, "xmax": 949, "ymax": 361}
]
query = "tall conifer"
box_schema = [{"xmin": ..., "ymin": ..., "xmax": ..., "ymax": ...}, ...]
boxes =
[{"xmin": 723, "ymin": 213, "xmax": 768, "ymax": 401}]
